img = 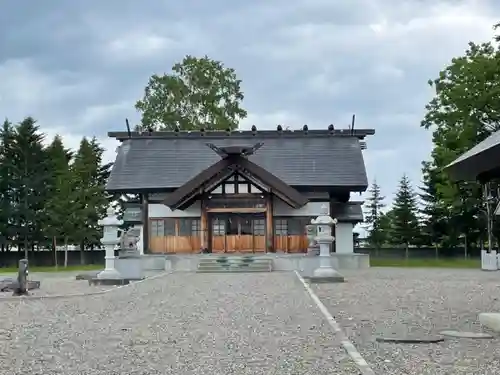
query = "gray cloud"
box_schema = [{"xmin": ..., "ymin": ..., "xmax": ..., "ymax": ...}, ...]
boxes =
[{"xmin": 0, "ymin": 0, "xmax": 499, "ymax": 206}]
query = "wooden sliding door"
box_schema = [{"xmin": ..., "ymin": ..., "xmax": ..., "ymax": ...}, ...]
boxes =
[{"xmin": 209, "ymin": 214, "xmax": 266, "ymax": 253}]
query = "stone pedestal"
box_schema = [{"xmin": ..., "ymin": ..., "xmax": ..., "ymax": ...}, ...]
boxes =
[
  {"xmin": 309, "ymin": 205, "xmax": 345, "ymax": 283},
  {"xmin": 335, "ymin": 222, "xmax": 354, "ymax": 254},
  {"xmin": 116, "ymin": 255, "xmax": 144, "ymax": 280},
  {"xmin": 481, "ymin": 250, "xmax": 498, "ymax": 271},
  {"xmin": 95, "ymin": 206, "xmax": 124, "ymax": 283}
]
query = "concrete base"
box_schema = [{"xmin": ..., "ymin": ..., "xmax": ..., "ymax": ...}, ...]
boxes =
[
  {"xmin": 115, "ymin": 256, "xmax": 145, "ymax": 280},
  {"xmin": 97, "ymin": 268, "xmax": 122, "ymax": 280},
  {"xmin": 308, "ymin": 267, "xmax": 345, "ymax": 283},
  {"xmin": 481, "ymin": 250, "xmax": 498, "ymax": 271},
  {"xmin": 161, "ymin": 253, "xmax": 369, "ymax": 273},
  {"xmin": 479, "ymin": 313, "xmax": 500, "ymax": 333},
  {"xmin": 89, "ymin": 278, "xmax": 130, "ymax": 286}
]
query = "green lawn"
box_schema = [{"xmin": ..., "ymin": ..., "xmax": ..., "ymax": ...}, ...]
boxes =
[
  {"xmin": 0, "ymin": 264, "xmax": 103, "ymax": 274},
  {"xmin": 370, "ymin": 258, "xmax": 481, "ymax": 268}
]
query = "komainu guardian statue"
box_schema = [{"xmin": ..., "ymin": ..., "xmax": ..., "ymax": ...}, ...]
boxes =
[{"xmin": 119, "ymin": 227, "xmax": 141, "ymax": 257}]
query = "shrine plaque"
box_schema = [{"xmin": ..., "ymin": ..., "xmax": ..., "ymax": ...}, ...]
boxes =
[{"xmin": 123, "ymin": 205, "xmax": 143, "ymax": 223}]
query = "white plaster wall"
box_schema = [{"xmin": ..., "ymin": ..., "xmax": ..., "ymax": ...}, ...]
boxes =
[
  {"xmin": 148, "ymin": 202, "xmax": 201, "ymax": 218},
  {"xmin": 335, "ymin": 222, "xmax": 354, "ymax": 254},
  {"xmin": 273, "ymin": 198, "xmax": 329, "ymax": 216}
]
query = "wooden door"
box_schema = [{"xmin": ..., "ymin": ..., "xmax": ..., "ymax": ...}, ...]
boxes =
[
  {"xmin": 225, "ymin": 216, "xmax": 239, "ymax": 253},
  {"xmin": 211, "ymin": 217, "xmax": 226, "ymax": 253},
  {"xmin": 252, "ymin": 218, "xmax": 266, "ymax": 252},
  {"xmin": 239, "ymin": 217, "xmax": 253, "ymax": 252}
]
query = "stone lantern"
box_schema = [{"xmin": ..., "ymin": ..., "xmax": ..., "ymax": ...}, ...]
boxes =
[
  {"xmin": 310, "ymin": 204, "xmax": 345, "ymax": 283},
  {"xmin": 97, "ymin": 206, "xmax": 123, "ymax": 280}
]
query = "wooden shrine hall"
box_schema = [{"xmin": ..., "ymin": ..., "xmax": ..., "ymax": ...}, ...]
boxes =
[{"xmin": 105, "ymin": 126, "xmax": 375, "ymax": 254}]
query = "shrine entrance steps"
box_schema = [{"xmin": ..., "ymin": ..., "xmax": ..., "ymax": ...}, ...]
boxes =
[{"xmin": 196, "ymin": 255, "xmax": 273, "ymax": 273}]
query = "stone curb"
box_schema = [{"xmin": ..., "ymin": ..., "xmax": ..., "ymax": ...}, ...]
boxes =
[
  {"xmin": 0, "ymin": 272, "xmax": 171, "ymax": 302},
  {"xmin": 294, "ymin": 270, "xmax": 376, "ymax": 375}
]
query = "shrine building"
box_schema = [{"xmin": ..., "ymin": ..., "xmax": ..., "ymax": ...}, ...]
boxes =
[{"xmin": 106, "ymin": 125, "xmax": 375, "ymax": 255}]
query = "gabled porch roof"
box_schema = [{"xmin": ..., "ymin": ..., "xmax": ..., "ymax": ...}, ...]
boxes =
[{"xmin": 163, "ymin": 153, "xmax": 309, "ymax": 210}]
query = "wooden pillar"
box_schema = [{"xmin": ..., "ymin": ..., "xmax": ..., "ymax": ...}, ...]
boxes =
[
  {"xmin": 200, "ymin": 198, "xmax": 208, "ymax": 251},
  {"xmin": 266, "ymin": 193, "xmax": 274, "ymax": 252},
  {"xmin": 142, "ymin": 193, "xmax": 149, "ymax": 254}
]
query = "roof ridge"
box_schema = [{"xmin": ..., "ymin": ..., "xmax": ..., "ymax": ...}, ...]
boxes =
[{"xmin": 109, "ymin": 128, "xmax": 375, "ymax": 141}]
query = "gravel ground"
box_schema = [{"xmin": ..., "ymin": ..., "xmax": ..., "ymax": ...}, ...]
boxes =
[
  {"xmin": 313, "ymin": 267, "xmax": 500, "ymax": 375},
  {"xmin": 0, "ymin": 272, "xmax": 360, "ymax": 375},
  {"xmin": 0, "ymin": 272, "xmax": 115, "ymax": 299}
]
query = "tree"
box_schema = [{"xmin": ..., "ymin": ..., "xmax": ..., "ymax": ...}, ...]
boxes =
[
  {"xmin": 420, "ymin": 162, "xmax": 448, "ymax": 248},
  {"xmin": 135, "ymin": 55, "xmax": 247, "ymax": 131},
  {"xmin": 0, "ymin": 120, "xmax": 15, "ymax": 252},
  {"xmin": 390, "ymin": 175, "xmax": 421, "ymax": 252},
  {"xmin": 363, "ymin": 180, "xmax": 388, "ymax": 249},
  {"xmin": 71, "ymin": 137, "xmax": 111, "ymax": 263},
  {"xmin": 420, "ymin": 36, "xmax": 500, "ymax": 249},
  {"xmin": 10, "ymin": 117, "xmax": 50, "ymax": 258},
  {"xmin": 44, "ymin": 135, "xmax": 75, "ymax": 267}
]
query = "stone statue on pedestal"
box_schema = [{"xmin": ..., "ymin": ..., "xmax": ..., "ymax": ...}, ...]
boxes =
[
  {"xmin": 306, "ymin": 224, "xmax": 320, "ymax": 256},
  {"xmin": 119, "ymin": 227, "xmax": 141, "ymax": 257}
]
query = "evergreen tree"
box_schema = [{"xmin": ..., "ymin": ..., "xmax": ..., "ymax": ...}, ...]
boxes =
[
  {"xmin": 0, "ymin": 120, "xmax": 15, "ymax": 251},
  {"xmin": 10, "ymin": 117, "xmax": 50, "ymax": 258},
  {"xmin": 420, "ymin": 161, "xmax": 452, "ymax": 249},
  {"xmin": 44, "ymin": 135, "xmax": 75, "ymax": 266},
  {"xmin": 363, "ymin": 180, "xmax": 388, "ymax": 249},
  {"xmin": 391, "ymin": 174, "xmax": 421, "ymax": 251},
  {"xmin": 71, "ymin": 137, "xmax": 111, "ymax": 262}
]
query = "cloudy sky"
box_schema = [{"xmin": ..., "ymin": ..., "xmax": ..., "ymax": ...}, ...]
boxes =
[{"xmin": 0, "ymin": 0, "xmax": 498, "ymax": 206}]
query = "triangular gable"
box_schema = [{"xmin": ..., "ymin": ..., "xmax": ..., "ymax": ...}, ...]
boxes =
[
  {"xmin": 208, "ymin": 173, "xmax": 265, "ymax": 195},
  {"xmin": 163, "ymin": 155, "xmax": 308, "ymax": 210}
]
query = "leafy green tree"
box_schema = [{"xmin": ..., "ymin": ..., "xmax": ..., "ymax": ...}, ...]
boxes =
[
  {"xmin": 44, "ymin": 135, "xmax": 75, "ymax": 266},
  {"xmin": 390, "ymin": 175, "xmax": 421, "ymax": 252},
  {"xmin": 420, "ymin": 37, "xmax": 500, "ymax": 250},
  {"xmin": 135, "ymin": 55, "xmax": 247, "ymax": 130},
  {"xmin": 10, "ymin": 117, "xmax": 50, "ymax": 258},
  {"xmin": 363, "ymin": 180, "xmax": 388, "ymax": 249},
  {"xmin": 0, "ymin": 120, "xmax": 15, "ymax": 252},
  {"xmin": 71, "ymin": 137, "xmax": 111, "ymax": 262}
]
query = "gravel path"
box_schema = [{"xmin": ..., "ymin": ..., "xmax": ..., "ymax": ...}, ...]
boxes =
[
  {"xmin": 0, "ymin": 272, "xmax": 360, "ymax": 375},
  {"xmin": 313, "ymin": 268, "xmax": 500, "ymax": 375}
]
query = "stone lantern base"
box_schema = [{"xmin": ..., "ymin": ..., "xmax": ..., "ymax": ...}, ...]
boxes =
[{"xmin": 309, "ymin": 267, "xmax": 345, "ymax": 283}]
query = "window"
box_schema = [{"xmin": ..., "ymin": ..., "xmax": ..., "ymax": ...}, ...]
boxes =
[
  {"xmin": 274, "ymin": 219, "xmax": 288, "ymax": 236},
  {"xmin": 250, "ymin": 185, "xmax": 262, "ymax": 193},
  {"xmin": 150, "ymin": 219, "xmax": 164, "ymax": 237},
  {"xmin": 178, "ymin": 218, "xmax": 201, "ymax": 236},
  {"xmin": 253, "ymin": 219, "xmax": 265, "ymax": 235},
  {"xmin": 237, "ymin": 183, "xmax": 249, "ymax": 194},
  {"xmin": 224, "ymin": 184, "xmax": 235, "ymax": 194},
  {"xmin": 211, "ymin": 186, "xmax": 223, "ymax": 194},
  {"xmin": 150, "ymin": 219, "xmax": 176, "ymax": 237},
  {"xmin": 287, "ymin": 217, "xmax": 309, "ymax": 235},
  {"xmin": 164, "ymin": 219, "xmax": 176, "ymax": 235},
  {"xmin": 212, "ymin": 218, "xmax": 225, "ymax": 235}
]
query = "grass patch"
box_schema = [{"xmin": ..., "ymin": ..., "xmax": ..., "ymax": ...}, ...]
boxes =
[
  {"xmin": 370, "ymin": 258, "xmax": 481, "ymax": 268},
  {"xmin": 0, "ymin": 264, "xmax": 103, "ymax": 274}
]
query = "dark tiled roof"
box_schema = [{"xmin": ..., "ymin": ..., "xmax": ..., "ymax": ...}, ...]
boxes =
[
  {"xmin": 106, "ymin": 130, "xmax": 372, "ymax": 192},
  {"xmin": 446, "ymin": 129, "xmax": 500, "ymax": 182}
]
